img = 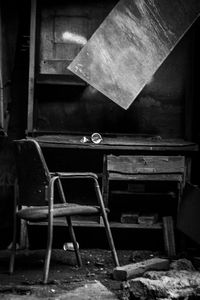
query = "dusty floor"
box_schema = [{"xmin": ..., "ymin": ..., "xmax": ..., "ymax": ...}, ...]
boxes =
[{"xmin": 0, "ymin": 248, "xmax": 163, "ymax": 299}]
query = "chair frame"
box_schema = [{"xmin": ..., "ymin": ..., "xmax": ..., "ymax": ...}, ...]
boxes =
[{"xmin": 9, "ymin": 139, "xmax": 119, "ymax": 283}]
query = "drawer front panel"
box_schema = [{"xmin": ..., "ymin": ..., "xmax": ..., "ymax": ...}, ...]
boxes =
[{"xmin": 107, "ymin": 155, "xmax": 185, "ymax": 174}]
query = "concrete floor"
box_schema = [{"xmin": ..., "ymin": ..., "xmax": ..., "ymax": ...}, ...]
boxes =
[
  {"xmin": 0, "ymin": 281, "xmax": 119, "ymax": 300},
  {"xmin": 1, "ymin": 247, "xmax": 200, "ymax": 299},
  {"xmin": 0, "ymin": 248, "xmax": 137, "ymax": 299}
]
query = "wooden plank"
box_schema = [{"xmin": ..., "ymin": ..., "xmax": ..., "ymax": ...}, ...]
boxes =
[
  {"xmin": 138, "ymin": 214, "xmax": 158, "ymax": 226},
  {"xmin": 28, "ymin": 219, "xmax": 162, "ymax": 229},
  {"xmin": 163, "ymin": 216, "xmax": 176, "ymax": 257},
  {"xmin": 36, "ymin": 75, "xmax": 85, "ymax": 86},
  {"xmin": 27, "ymin": 0, "xmax": 37, "ymax": 132},
  {"xmin": 68, "ymin": 0, "xmax": 200, "ymax": 109},
  {"xmin": 111, "ymin": 191, "xmax": 175, "ymax": 196},
  {"xmin": 113, "ymin": 257, "xmax": 169, "ymax": 281},
  {"xmin": 108, "ymin": 173, "xmax": 183, "ymax": 182},
  {"xmin": 121, "ymin": 212, "xmax": 139, "ymax": 224}
]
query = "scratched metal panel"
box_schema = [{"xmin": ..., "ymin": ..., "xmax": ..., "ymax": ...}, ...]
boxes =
[{"xmin": 68, "ymin": 0, "xmax": 200, "ymax": 109}]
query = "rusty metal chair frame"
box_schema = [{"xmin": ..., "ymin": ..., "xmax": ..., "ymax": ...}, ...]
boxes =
[{"xmin": 9, "ymin": 139, "xmax": 119, "ymax": 283}]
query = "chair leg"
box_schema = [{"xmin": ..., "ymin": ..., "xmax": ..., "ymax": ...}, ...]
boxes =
[
  {"xmin": 19, "ymin": 219, "xmax": 29, "ymax": 249},
  {"xmin": 66, "ymin": 216, "xmax": 82, "ymax": 267},
  {"xmin": 9, "ymin": 181, "xmax": 18, "ymax": 274},
  {"xmin": 9, "ymin": 215, "xmax": 17, "ymax": 274},
  {"xmin": 95, "ymin": 180, "xmax": 119, "ymax": 267},
  {"xmin": 101, "ymin": 211, "xmax": 119, "ymax": 267},
  {"xmin": 43, "ymin": 217, "xmax": 53, "ymax": 284}
]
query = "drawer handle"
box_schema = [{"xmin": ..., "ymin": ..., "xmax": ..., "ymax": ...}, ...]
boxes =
[{"xmin": 136, "ymin": 167, "xmax": 156, "ymax": 173}]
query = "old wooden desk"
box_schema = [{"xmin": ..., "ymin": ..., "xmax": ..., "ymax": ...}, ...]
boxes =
[{"xmin": 28, "ymin": 135, "xmax": 198, "ymax": 228}]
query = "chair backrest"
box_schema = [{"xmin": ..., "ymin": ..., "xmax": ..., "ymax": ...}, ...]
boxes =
[{"xmin": 14, "ymin": 139, "xmax": 51, "ymax": 206}]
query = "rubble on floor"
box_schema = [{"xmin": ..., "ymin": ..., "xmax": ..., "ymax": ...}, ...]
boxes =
[{"xmin": 121, "ymin": 258, "xmax": 200, "ymax": 300}]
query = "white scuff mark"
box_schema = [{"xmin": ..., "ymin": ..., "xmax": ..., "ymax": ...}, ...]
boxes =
[{"xmin": 62, "ymin": 32, "xmax": 87, "ymax": 45}]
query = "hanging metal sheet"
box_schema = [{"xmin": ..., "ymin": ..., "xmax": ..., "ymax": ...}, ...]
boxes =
[{"xmin": 68, "ymin": 0, "xmax": 200, "ymax": 109}]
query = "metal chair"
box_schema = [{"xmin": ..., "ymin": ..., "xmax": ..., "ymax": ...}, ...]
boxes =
[{"xmin": 9, "ymin": 139, "xmax": 119, "ymax": 283}]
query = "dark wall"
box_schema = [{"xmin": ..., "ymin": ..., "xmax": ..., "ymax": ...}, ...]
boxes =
[
  {"xmin": 36, "ymin": 20, "xmax": 196, "ymax": 139},
  {"xmin": 127, "ymin": 30, "xmax": 193, "ymax": 139},
  {"xmin": 0, "ymin": 0, "xmax": 29, "ymax": 248}
]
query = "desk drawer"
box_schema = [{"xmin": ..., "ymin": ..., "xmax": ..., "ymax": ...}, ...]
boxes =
[{"xmin": 107, "ymin": 155, "xmax": 185, "ymax": 174}]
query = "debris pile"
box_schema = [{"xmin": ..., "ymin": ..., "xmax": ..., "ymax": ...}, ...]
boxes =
[{"xmin": 118, "ymin": 258, "xmax": 200, "ymax": 300}]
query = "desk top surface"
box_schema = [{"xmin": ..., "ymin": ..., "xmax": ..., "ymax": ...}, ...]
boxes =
[{"xmin": 31, "ymin": 134, "xmax": 198, "ymax": 152}]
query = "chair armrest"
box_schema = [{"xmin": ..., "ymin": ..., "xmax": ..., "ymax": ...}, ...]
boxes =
[
  {"xmin": 50, "ymin": 173, "xmax": 104, "ymax": 210},
  {"xmin": 51, "ymin": 172, "xmax": 98, "ymax": 180}
]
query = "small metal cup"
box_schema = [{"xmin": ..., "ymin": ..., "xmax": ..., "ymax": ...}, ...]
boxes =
[
  {"xmin": 63, "ymin": 242, "xmax": 79, "ymax": 251},
  {"xmin": 91, "ymin": 133, "xmax": 103, "ymax": 144}
]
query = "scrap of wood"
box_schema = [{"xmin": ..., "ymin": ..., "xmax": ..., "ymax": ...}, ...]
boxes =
[
  {"xmin": 120, "ymin": 212, "xmax": 139, "ymax": 224},
  {"xmin": 113, "ymin": 257, "xmax": 169, "ymax": 281},
  {"xmin": 163, "ymin": 216, "xmax": 176, "ymax": 257},
  {"xmin": 68, "ymin": 0, "xmax": 200, "ymax": 109},
  {"xmin": 138, "ymin": 214, "xmax": 158, "ymax": 225}
]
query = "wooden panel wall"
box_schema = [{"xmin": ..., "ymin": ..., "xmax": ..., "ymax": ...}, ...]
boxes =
[{"xmin": 39, "ymin": 0, "xmax": 117, "ymax": 75}]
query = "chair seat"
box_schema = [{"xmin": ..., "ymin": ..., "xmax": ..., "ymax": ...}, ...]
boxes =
[{"xmin": 17, "ymin": 203, "xmax": 101, "ymax": 221}]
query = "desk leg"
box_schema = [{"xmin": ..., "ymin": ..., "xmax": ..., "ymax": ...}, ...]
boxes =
[
  {"xmin": 19, "ymin": 219, "xmax": 29, "ymax": 249},
  {"xmin": 163, "ymin": 216, "xmax": 176, "ymax": 257}
]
